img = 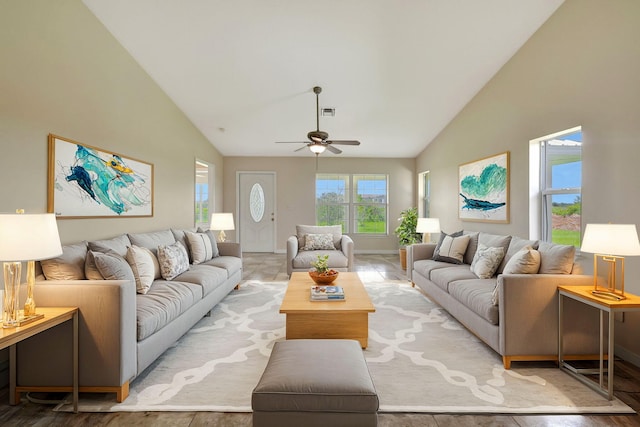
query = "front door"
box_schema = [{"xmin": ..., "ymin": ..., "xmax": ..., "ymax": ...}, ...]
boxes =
[{"xmin": 238, "ymin": 172, "xmax": 275, "ymax": 252}]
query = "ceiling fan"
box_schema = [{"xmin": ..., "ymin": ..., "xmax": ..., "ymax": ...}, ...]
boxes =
[{"xmin": 276, "ymin": 86, "xmax": 361, "ymax": 155}]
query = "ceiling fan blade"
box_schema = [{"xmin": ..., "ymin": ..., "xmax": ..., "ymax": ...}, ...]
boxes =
[
  {"xmin": 294, "ymin": 145, "xmax": 309, "ymax": 152},
  {"xmin": 275, "ymin": 141, "xmax": 308, "ymax": 144},
  {"xmin": 327, "ymin": 140, "xmax": 361, "ymax": 146},
  {"xmin": 326, "ymin": 144, "xmax": 342, "ymax": 154}
]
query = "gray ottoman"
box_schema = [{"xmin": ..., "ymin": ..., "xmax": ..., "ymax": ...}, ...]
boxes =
[{"xmin": 252, "ymin": 339, "xmax": 379, "ymax": 427}]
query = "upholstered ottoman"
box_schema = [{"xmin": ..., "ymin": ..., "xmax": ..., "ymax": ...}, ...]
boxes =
[{"xmin": 252, "ymin": 339, "xmax": 379, "ymax": 427}]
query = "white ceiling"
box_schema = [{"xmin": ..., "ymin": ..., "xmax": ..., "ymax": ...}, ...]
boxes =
[{"xmin": 83, "ymin": 0, "xmax": 564, "ymax": 158}]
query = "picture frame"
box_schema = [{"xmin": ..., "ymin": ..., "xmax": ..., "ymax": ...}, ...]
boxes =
[
  {"xmin": 458, "ymin": 151, "xmax": 509, "ymax": 223},
  {"xmin": 47, "ymin": 134, "xmax": 154, "ymax": 218}
]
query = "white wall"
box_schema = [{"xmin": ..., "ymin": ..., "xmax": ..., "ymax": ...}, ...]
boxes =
[{"xmin": 416, "ymin": 0, "xmax": 640, "ymax": 362}]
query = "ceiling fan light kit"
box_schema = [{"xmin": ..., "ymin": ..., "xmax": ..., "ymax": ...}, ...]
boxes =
[{"xmin": 275, "ymin": 86, "xmax": 361, "ymax": 155}]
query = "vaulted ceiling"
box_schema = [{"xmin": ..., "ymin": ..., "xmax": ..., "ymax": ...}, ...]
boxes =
[{"xmin": 83, "ymin": 0, "xmax": 564, "ymax": 158}]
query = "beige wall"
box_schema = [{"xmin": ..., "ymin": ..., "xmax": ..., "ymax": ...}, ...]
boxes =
[
  {"xmin": 0, "ymin": 0, "xmax": 224, "ymax": 245},
  {"xmin": 223, "ymin": 157, "xmax": 416, "ymax": 252},
  {"xmin": 416, "ymin": 0, "xmax": 640, "ymax": 362}
]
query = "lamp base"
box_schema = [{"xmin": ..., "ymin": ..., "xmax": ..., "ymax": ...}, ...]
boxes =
[
  {"xmin": 218, "ymin": 230, "xmax": 227, "ymax": 243},
  {"xmin": 591, "ymin": 290, "xmax": 626, "ymax": 301}
]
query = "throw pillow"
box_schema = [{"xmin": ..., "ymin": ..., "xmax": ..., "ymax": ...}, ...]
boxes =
[
  {"xmin": 296, "ymin": 225, "xmax": 342, "ymax": 250},
  {"xmin": 157, "ymin": 241, "xmax": 190, "ymax": 280},
  {"xmin": 502, "ymin": 245, "xmax": 541, "ymax": 275},
  {"xmin": 41, "ymin": 241, "xmax": 89, "ymax": 280},
  {"xmin": 470, "ymin": 243, "xmax": 505, "ymax": 279},
  {"xmin": 491, "ymin": 284, "xmax": 500, "ymax": 306},
  {"xmin": 91, "ymin": 251, "xmax": 136, "ymax": 283},
  {"xmin": 537, "ymin": 241, "xmax": 576, "ymax": 274},
  {"xmin": 185, "ymin": 231, "xmax": 215, "ymax": 264},
  {"xmin": 432, "ymin": 234, "xmax": 470, "ymax": 264},
  {"xmin": 197, "ymin": 227, "xmax": 220, "ymax": 258},
  {"xmin": 126, "ymin": 245, "xmax": 160, "ymax": 294},
  {"xmin": 433, "ymin": 230, "xmax": 463, "ymax": 259},
  {"xmin": 302, "ymin": 233, "xmax": 335, "ymax": 251}
]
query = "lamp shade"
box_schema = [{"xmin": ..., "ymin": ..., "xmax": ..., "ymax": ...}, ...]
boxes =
[
  {"xmin": 416, "ymin": 218, "xmax": 441, "ymax": 234},
  {"xmin": 308, "ymin": 143, "xmax": 326, "ymax": 154},
  {"xmin": 0, "ymin": 213, "xmax": 63, "ymax": 261},
  {"xmin": 580, "ymin": 223, "xmax": 640, "ymax": 256},
  {"xmin": 210, "ymin": 213, "xmax": 235, "ymax": 231}
]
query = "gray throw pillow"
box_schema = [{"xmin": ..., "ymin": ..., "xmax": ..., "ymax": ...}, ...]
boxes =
[
  {"xmin": 537, "ymin": 241, "xmax": 576, "ymax": 274},
  {"xmin": 502, "ymin": 246, "xmax": 541, "ymax": 274},
  {"xmin": 92, "ymin": 251, "xmax": 136, "ymax": 282},
  {"xmin": 41, "ymin": 241, "xmax": 89, "ymax": 280},
  {"xmin": 186, "ymin": 231, "xmax": 215, "ymax": 264},
  {"xmin": 433, "ymin": 233, "xmax": 470, "ymax": 264}
]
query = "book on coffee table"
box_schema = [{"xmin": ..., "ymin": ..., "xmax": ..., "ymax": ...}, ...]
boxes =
[{"xmin": 310, "ymin": 285, "xmax": 345, "ymax": 301}]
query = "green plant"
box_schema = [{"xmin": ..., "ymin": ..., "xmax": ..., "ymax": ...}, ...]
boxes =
[
  {"xmin": 311, "ymin": 254, "xmax": 330, "ymax": 274},
  {"xmin": 394, "ymin": 207, "xmax": 422, "ymax": 246}
]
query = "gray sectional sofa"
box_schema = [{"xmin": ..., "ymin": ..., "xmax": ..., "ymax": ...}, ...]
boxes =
[
  {"xmin": 407, "ymin": 231, "xmax": 600, "ymax": 369},
  {"xmin": 16, "ymin": 228, "xmax": 242, "ymax": 402}
]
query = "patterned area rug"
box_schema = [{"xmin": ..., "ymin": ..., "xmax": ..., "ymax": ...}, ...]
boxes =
[{"xmin": 57, "ymin": 280, "xmax": 634, "ymax": 414}]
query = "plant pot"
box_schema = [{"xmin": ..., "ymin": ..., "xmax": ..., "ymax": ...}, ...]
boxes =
[
  {"xmin": 399, "ymin": 247, "xmax": 407, "ymax": 270},
  {"xmin": 309, "ymin": 270, "xmax": 339, "ymax": 284}
]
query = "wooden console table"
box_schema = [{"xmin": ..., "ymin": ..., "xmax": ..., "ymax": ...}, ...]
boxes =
[{"xmin": 0, "ymin": 307, "xmax": 79, "ymax": 412}]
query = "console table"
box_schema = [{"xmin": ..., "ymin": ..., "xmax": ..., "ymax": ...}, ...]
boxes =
[
  {"xmin": 1, "ymin": 307, "xmax": 79, "ymax": 412},
  {"xmin": 558, "ymin": 285, "xmax": 640, "ymax": 400}
]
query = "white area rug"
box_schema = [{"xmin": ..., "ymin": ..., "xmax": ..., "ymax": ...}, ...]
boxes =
[{"xmin": 57, "ymin": 280, "xmax": 634, "ymax": 414}]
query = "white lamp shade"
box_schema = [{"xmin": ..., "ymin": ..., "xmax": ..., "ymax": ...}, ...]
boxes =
[
  {"xmin": 210, "ymin": 213, "xmax": 235, "ymax": 231},
  {"xmin": 0, "ymin": 213, "xmax": 63, "ymax": 261},
  {"xmin": 580, "ymin": 223, "xmax": 640, "ymax": 256},
  {"xmin": 416, "ymin": 218, "xmax": 441, "ymax": 234}
]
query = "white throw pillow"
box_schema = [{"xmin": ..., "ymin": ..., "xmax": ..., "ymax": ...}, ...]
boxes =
[
  {"xmin": 470, "ymin": 243, "xmax": 505, "ymax": 279},
  {"xmin": 126, "ymin": 245, "xmax": 160, "ymax": 294},
  {"xmin": 502, "ymin": 245, "xmax": 541, "ymax": 275},
  {"xmin": 157, "ymin": 241, "xmax": 190, "ymax": 280},
  {"xmin": 432, "ymin": 234, "xmax": 470, "ymax": 264},
  {"xmin": 186, "ymin": 231, "xmax": 215, "ymax": 264},
  {"xmin": 302, "ymin": 233, "xmax": 335, "ymax": 251}
]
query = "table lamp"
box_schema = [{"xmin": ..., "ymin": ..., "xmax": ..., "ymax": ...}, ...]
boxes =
[
  {"xmin": 0, "ymin": 211, "xmax": 62, "ymax": 327},
  {"xmin": 580, "ymin": 223, "xmax": 640, "ymax": 301},
  {"xmin": 416, "ymin": 218, "xmax": 441, "ymax": 243},
  {"xmin": 210, "ymin": 213, "xmax": 235, "ymax": 242}
]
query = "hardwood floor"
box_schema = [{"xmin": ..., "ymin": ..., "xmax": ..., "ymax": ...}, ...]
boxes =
[{"xmin": 1, "ymin": 252, "xmax": 639, "ymax": 426}]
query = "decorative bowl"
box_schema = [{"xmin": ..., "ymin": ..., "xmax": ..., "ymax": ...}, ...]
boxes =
[{"xmin": 309, "ymin": 270, "xmax": 339, "ymax": 284}]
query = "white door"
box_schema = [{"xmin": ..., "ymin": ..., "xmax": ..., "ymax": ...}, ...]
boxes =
[{"xmin": 238, "ymin": 172, "xmax": 275, "ymax": 252}]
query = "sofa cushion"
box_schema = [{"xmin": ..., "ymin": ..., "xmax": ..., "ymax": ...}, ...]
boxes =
[
  {"xmin": 449, "ymin": 279, "xmax": 499, "ymax": 325},
  {"xmin": 296, "ymin": 225, "xmax": 342, "ymax": 250},
  {"xmin": 413, "ymin": 259, "xmax": 455, "ymax": 280},
  {"xmin": 429, "ymin": 265, "xmax": 477, "ymax": 292},
  {"xmin": 502, "ymin": 246, "xmax": 541, "ymax": 275},
  {"xmin": 463, "ymin": 231, "xmax": 480, "ymax": 265},
  {"xmin": 302, "ymin": 233, "xmax": 335, "ymax": 251},
  {"xmin": 470, "ymin": 243, "xmax": 505, "ymax": 279},
  {"xmin": 40, "ymin": 241, "xmax": 88, "ymax": 280},
  {"xmin": 157, "ymin": 241, "xmax": 190, "ymax": 280},
  {"xmin": 204, "ymin": 256, "xmax": 243, "ymax": 278},
  {"xmin": 172, "ymin": 264, "xmax": 228, "ymax": 296},
  {"xmin": 88, "ymin": 234, "xmax": 131, "ymax": 257},
  {"xmin": 126, "ymin": 245, "xmax": 160, "ymax": 294},
  {"xmin": 128, "ymin": 230, "xmax": 176, "ymax": 257},
  {"xmin": 433, "ymin": 234, "xmax": 470, "ymax": 264},
  {"xmin": 185, "ymin": 231, "xmax": 215, "ymax": 264},
  {"xmin": 92, "ymin": 251, "xmax": 136, "ymax": 282},
  {"xmin": 136, "ymin": 280, "xmax": 202, "ymax": 341},
  {"xmin": 537, "ymin": 241, "xmax": 576, "ymax": 274},
  {"xmin": 499, "ymin": 236, "xmax": 539, "ymax": 273},
  {"xmin": 292, "ymin": 250, "xmax": 348, "ymax": 269}
]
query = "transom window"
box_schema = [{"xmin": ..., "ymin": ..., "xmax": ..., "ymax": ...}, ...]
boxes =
[{"xmin": 316, "ymin": 174, "xmax": 388, "ymax": 234}]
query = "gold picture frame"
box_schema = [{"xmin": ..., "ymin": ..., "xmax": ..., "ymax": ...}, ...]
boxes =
[{"xmin": 48, "ymin": 134, "xmax": 154, "ymax": 218}]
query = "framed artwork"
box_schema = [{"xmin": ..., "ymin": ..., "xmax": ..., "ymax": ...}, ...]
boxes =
[
  {"xmin": 458, "ymin": 151, "xmax": 509, "ymax": 223},
  {"xmin": 48, "ymin": 134, "xmax": 154, "ymax": 218}
]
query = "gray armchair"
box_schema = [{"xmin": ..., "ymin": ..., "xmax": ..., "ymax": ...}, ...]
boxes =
[{"xmin": 286, "ymin": 225, "xmax": 354, "ymax": 276}]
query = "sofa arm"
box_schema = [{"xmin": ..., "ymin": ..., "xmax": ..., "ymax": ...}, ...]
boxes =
[
  {"xmin": 499, "ymin": 273, "xmax": 597, "ymax": 358},
  {"xmin": 17, "ymin": 279, "xmax": 137, "ymax": 390},
  {"xmin": 218, "ymin": 241, "xmax": 242, "ymax": 258},
  {"xmin": 341, "ymin": 235, "xmax": 355, "ymax": 272},
  {"xmin": 286, "ymin": 235, "xmax": 299, "ymax": 276},
  {"xmin": 406, "ymin": 243, "xmax": 436, "ymax": 281}
]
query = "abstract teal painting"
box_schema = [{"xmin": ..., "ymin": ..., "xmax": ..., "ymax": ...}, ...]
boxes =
[
  {"xmin": 48, "ymin": 134, "xmax": 153, "ymax": 218},
  {"xmin": 458, "ymin": 151, "xmax": 509, "ymax": 223}
]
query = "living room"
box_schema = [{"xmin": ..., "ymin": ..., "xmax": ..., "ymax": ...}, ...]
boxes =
[{"xmin": 2, "ymin": 0, "xmax": 640, "ymax": 424}]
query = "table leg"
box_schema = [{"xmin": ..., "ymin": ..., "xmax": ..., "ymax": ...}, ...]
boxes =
[
  {"xmin": 9, "ymin": 344, "xmax": 16, "ymax": 405},
  {"xmin": 608, "ymin": 309, "xmax": 615, "ymax": 400},
  {"xmin": 558, "ymin": 294, "xmax": 564, "ymax": 366},
  {"xmin": 73, "ymin": 310, "xmax": 79, "ymax": 413},
  {"xmin": 599, "ymin": 310, "xmax": 604, "ymax": 390}
]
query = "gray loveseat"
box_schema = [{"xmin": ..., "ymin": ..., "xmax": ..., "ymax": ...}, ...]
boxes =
[
  {"xmin": 408, "ymin": 231, "xmax": 599, "ymax": 369},
  {"xmin": 16, "ymin": 228, "xmax": 242, "ymax": 402}
]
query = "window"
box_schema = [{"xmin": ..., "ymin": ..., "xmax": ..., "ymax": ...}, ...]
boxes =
[
  {"xmin": 195, "ymin": 160, "xmax": 214, "ymax": 228},
  {"xmin": 532, "ymin": 128, "xmax": 582, "ymax": 246},
  {"xmin": 418, "ymin": 171, "xmax": 431, "ymax": 218},
  {"xmin": 316, "ymin": 174, "xmax": 388, "ymax": 234}
]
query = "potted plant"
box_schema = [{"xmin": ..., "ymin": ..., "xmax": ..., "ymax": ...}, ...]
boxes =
[
  {"xmin": 394, "ymin": 207, "xmax": 422, "ymax": 270},
  {"xmin": 309, "ymin": 254, "xmax": 339, "ymax": 284}
]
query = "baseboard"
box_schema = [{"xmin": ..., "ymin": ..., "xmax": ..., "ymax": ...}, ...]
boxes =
[{"xmin": 615, "ymin": 344, "xmax": 640, "ymax": 369}]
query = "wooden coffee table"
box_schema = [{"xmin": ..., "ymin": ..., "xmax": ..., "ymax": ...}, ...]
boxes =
[{"xmin": 279, "ymin": 272, "xmax": 375, "ymax": 348}]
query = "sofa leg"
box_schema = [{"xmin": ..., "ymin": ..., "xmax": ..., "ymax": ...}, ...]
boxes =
[
  {"xmin": 234, "ymin": 284, "xmax": 240, "ymax": 290},
  {"xmin": 502, "ymin": 356, "xmax": 511, "ymax": 370},
  {"xmin": 117, "ymin": 382, "xmax": 130, "ymax": 403}
]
